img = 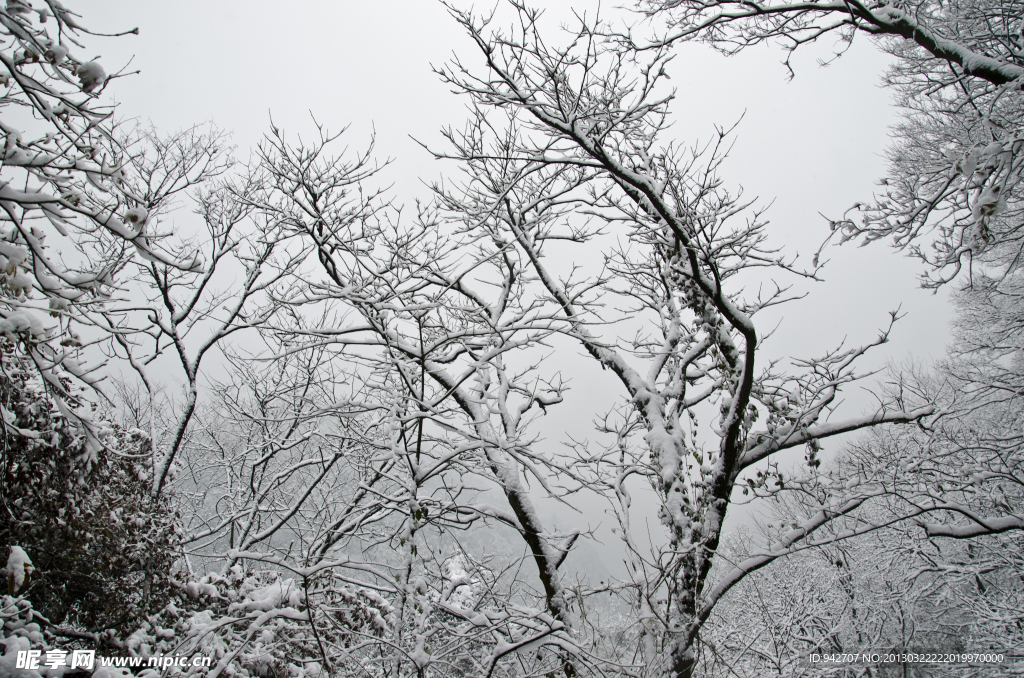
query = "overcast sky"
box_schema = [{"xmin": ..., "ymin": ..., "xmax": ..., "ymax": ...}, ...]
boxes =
[
  {"xmin": 75, "ymin": 0, "xmax": 950, "ymax": 369},
  {"xmin": 73, "ymin": 0, "xmax": 954, "ymax": 565}
]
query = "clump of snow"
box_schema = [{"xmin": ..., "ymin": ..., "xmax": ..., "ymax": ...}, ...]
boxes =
[
  {"xmin": 228, "ymin": 579, "xmax": 304, "ymax": 613},
  {"xmin": 0, "ymin": 242, "xmax": 27, "ymax": 268},
  {"xmin": 0, "ymin": 636, "xmax": 34, "ymax": 678},
  {"xmin": 5, "ymin": 271, "xmax": 33, "ymax": 295},
  {"xmin": 44, "ymin": 44, "xmax": 67, "ymax": 65},
  {"xmin": 6, "ymin": 546, "xmax": 33, "ymax": 595},
  {"xmin": 0, "ymin": 315, "xmax": 43, "ymax": 340},
  {"xmin": 124, "ymin": 206, "xmax": 148, "ymax": 232},
  {"xmin": 972, "ymin": 185, "xmax": 1005, "ymax": 222},
  {"xmin": 48, "ymin": 297, "xmax": 68, "ymax": 314},
  {"xmin": 445, "ymin": 556, "xmax": 480, "ymax": 609},
  {"xmin": 77, "ymin": 61, "xmax": 105, "ymax": 93},
  {"xmin": 185, "ymin": 581, "xmax": 220, "ymax": 599}
]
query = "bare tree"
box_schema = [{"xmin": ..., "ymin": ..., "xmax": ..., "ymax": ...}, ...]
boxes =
[
  {"xmin": 427, "ymin": 4, "xmax": 936, "ymax": 676},
  {"xmin": 630, "ymin": 0, "xmax": 1022, "ymax": 287},
  {"xmin": 173, "ymin": 339, "xmax": 369, "ymax": 564},
  {"xmin": 0, "ymin": 2, "xmax": 207, "ymax": 445},
  {"xmin": 170, "ymin": 123, "xmax": 605, "ymax": 678},
  {"xmin": 99, "ymin": 127, "xmax": 310, "ymax": 499},
  {"xmin": 605, "ymin": 0, "xmax": 1023, "ymax": 667}
]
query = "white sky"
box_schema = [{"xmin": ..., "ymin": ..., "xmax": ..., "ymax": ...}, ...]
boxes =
[
  {"xmin": 75, "ymin": 0, "xmax": 950, "ymax": 364},
  {"xmin": 75, "ymin": 0, "xmax": 953, "ymax": 571}
]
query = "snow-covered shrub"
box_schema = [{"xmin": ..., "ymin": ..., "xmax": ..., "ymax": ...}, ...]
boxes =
[
  {"xmin": 0, "ymin": 595, "xmax": 133, "ymax": 678},
  {"xmin": 116, "ymin": 553, "xmax": 561, "ymax": 678},
  {"xmin": 124, "ymin": 567, "xmax": 348, "ymax": 678},
  {"xmin": 0, "ymin": 351, "xmax": 182, "ymax": 637}
]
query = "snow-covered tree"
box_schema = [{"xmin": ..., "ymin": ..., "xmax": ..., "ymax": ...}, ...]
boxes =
[
  {"xmin": 848, "ymin": 423, "xmax": 1024, "ymax": 668},
  {"xmin": 413, "ymin": 4, "xmax": 939, "ymax": 676},
  {"xmin": 126, "ymin": 122, "xmax": 597, "ymax": 678},
  {"xmin": 632, "ymin": 0, "xmax": 1022, "ymax": 287},
  {"xmin": 0, "ymin": 594, "xmax": 130, "ymax": 678},
  {"xmin": 0, "ymin": 2, "xmax": 207, "ymax": 444},
  {"xmin": 5, "ymin": 2, "xmax": 1019, "ymax": 677},
  {"xmin": 249, "ymin": 121, "xmax": 601, "ymax": 677},
  {"xmin": 60, "ymin": 121, "xmax": 318, "ymax": 505},
  {"xmin": 0, "ymin": 0, "xmax": 228, "ymax": 650},
  {"xmin": 596, "ymin": 1, "xmax": 1023, "ymax": 672}
]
